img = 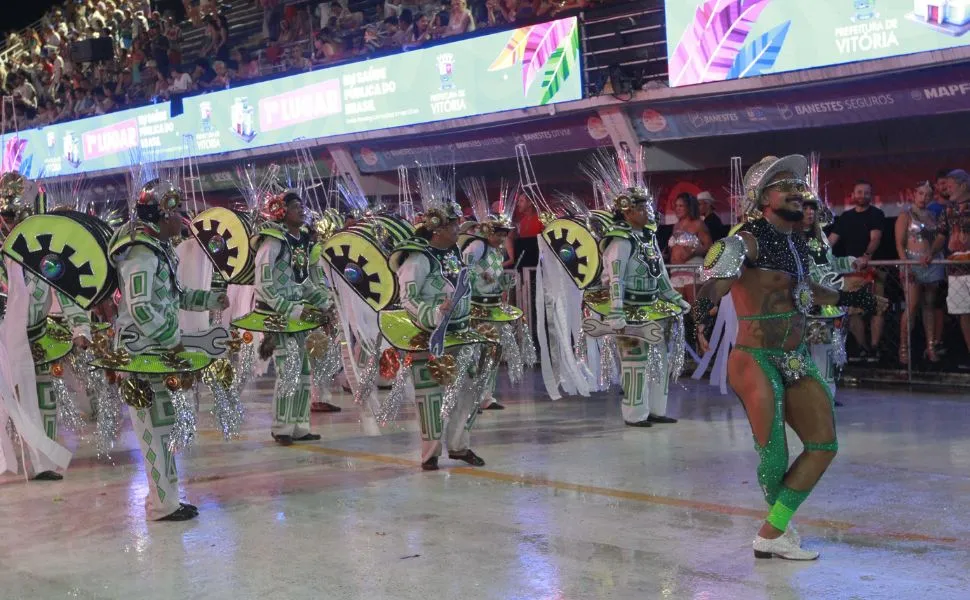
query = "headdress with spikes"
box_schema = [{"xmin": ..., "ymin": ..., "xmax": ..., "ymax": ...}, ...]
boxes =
[
  {"xmin": 125, "ymin": 148, "xmax": 184, "ymax": 234},
  {"xmin": 579, "ymin": 147, "xmax": 655, "ymax": 220},
  {"xmin": 414, "ymin": 161, "xmax": 461, "ymax": 232},
  {"xmin": 460, "ymin": 177, "xmax": 514, "ymax": 237}
]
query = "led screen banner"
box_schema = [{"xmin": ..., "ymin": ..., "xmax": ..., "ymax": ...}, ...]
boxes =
[
  {"xmin": 665, "ymin": 1, "xmax": 970, "ymax": 88},
  {"xmin": 2, "ymin": 17, "xmax": 582, "ymax": 179}
]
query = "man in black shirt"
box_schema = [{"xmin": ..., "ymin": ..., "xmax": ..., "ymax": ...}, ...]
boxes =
[
  {"xmin": 828, "ymin": 180, "xmax": 886, "ymax": 362},
  {"xmin": 698, "ymin": 191, "xmax": 725, "ymax": 241}
]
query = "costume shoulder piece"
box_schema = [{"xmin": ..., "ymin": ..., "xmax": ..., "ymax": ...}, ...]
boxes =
[
  {"xmin": 109, "ymin": 229, "xmax": 167, "ymax": 260},
  {"xmin": 458, "ymin": 233, "xmax": 487, "ymax": 253},
  {"xmin": 389, "ymin": 238, "xmax": 432, "ymax": 273},
  {"xmin": 255, "ymin": 222, "xmax": 287, "ymax": 243},
  {"xmin": 602, "ymin": 222, "xmax": 633, "ymax": 241},
  {"xmin": 699, "ymin": 233, "xmax": 746, "ymax": 283}
]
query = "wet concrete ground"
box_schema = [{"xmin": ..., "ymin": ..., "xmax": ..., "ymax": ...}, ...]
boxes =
[{"xmin": 2, "ymin": 372, "xmax": 967, "ymax": 599}]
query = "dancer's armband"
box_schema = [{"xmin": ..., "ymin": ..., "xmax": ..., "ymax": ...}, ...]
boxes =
[
  {"xmin": 699, "ymin": 234, "xmax": 746, "ymax": 283},
  {"xmin": 693, "ymin": 296, "xmax": 716, "ymax": 331},
  {"xmin": 837, "ymin": 289, "xmax": 877, "ymax": 315}
]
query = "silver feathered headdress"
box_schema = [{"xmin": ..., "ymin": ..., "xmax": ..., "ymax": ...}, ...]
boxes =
[
  {"xmin": 414, "ymin": 161, "xmax": 461, "ymax": 231},
  {"xmin": 460, "ymin": 177, "xmax": 513, "ymax": 236},
  {"xmin": 579, "ymin": 147, "xmax": 655, "ymax": 218}
]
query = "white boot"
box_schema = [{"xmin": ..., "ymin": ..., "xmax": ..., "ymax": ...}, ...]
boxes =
[
  {"xmin": 753, "ymin": 534, "xmax": 819, "ymax": 561},
  {"xmin": 786, "ymin": 523, "xmax": 801, "ymax": 546}
]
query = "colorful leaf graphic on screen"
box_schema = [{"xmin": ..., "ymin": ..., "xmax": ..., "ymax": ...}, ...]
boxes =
[
  {"xmin": 522, "ymin": 19, "xmax": 576, "ymax": 94},
  {"xmin": 668, "ymin": 0, "xmax": 773, "ymax": 87},
  {"xmin": 539, "ymin": 24, "xmax": 580, "ymax": 105},
  {"xmin": 488, "ymin": 26, "xmax": 531, "ymax": 71},
  {"xmin": 726, "ymin": 19, "xmax": 791, "ymax": 79}
]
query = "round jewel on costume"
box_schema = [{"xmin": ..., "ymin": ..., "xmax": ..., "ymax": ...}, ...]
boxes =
[
  {"xmin": 39, "ymin": 254, "xmax": 65, "ymax": 280},
  {"xmin": 207, "ymin": 234, "xmax": 226, "ymax": 254},
  {"xmin": 559, "ymin": 245, "xmax": 576, "ymax": 263},
  {"xmin": 292, "ymin": 247, "xmax": 308, "ymax": 269},
  {"xmin": 344, "ymin": 262, "xmax": 364, "ymax": 283},
  {"xmin": 794, "ymin": 281, "xmax": 814, "ymax": 314}
]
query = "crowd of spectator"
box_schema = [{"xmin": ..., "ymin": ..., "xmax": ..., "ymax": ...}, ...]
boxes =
[{"xmin": 0, "ymin": 0, "xmax": 594, "ymax": 130}]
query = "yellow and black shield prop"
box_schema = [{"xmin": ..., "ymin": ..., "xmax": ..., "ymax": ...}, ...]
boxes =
[
  {"xmin": 322, "ymin": 215, "xmax": 414, "ymax": 311},
  {"xmin": 2, "ymin": 210, "xmax": 116, "ymax": 310},
  {"xmin": 190, "ymin": 207, "xmax": 256, "ymax": 285},
  {"xmin": 541, "ymin": 216, "xmax": 602, "ymax": 290}
]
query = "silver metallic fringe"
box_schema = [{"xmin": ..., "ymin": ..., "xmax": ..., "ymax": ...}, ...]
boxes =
[
  {"xmin": 232, "ymin": 342, "xmax": 257, "ymax": 395},
  {"xmin": 518, "ymin": 321, "xmax": 538, "ymax": 368},
  {"xmin": 95, "ymin": 384, "xmax": 123, "ymax": 458},
  {"xmin": 499, "ymin": 323, "xmax": 523, "ymax": 384},
  {"xmin": 167, "ymin": 388, "xmax": 197, "ymax": 455},
  {"xmin": 279, "ymin": 336, "xmax": 302, "ymax": 403},
  {"xmin": 472, "ymin": 345, "xmax": 499, "ymax": 414},
  {"xmin": 440, "ymin": 345, "xmax": 479, "ymax": 422},
  {"xmin": 646, "ymin": 342, "xmax": 666, "ymax": 384},
  {"xmin": 573, "ymin": 330, "xmax": 589, "ymax": 374},
  {"xmin": 668, "ymin": 315, "xmax": 686, "ymax": 382},
  {"xmin": 832, "ymin": 325, "xmax": 848, "ymax": 368},
  {"xmin": 70, "ymin": 349, "xmax": 104, "ymax": 401},
  {"xmin": 52, "ymin": 376, "xmax": 84, "ymax": 435},
  {"xmin": 203, "ymin": 369, "xmax": 244, "ymax": 441},
  {"xmin": 354, "ymin": 348, "xmax": 381, "ymax": 406},
  {"xmin": 311, "ymin": 335, "xmax": 342, "ymax": 399},
  {"xmin": 599, "ymin": 336, "xmax": 619, "ymax": 389},
  {"xmin": 376, "ymin": 353, "xmax": 410, "ymax": 426}
]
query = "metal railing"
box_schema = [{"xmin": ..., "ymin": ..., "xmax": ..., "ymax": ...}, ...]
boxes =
[{"xmin": 508, "ymin": 259, "xmax": 970, "ymax": 388}]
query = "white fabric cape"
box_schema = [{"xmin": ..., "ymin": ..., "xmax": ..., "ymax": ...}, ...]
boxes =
[{"xmin": 0, "ymin": 259, "xmax": 72, "ymax": 474}]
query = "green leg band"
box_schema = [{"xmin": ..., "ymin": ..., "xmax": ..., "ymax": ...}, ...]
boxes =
[
  {"xmin": 766, "ymin": 486, "xmax": 812, "ymax": 531},
  {"xmin": 803, "ymin": 440, "xmax": 839, "ymax": 452}
]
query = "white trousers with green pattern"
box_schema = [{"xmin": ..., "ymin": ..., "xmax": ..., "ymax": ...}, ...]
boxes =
[
  {"xmin": 271, "ymin": 333, "xmax": 312, "ymax": 438},
  {"xmin": 618, "ymin": 339, "xmax": 669, "ymax": 423},
  {"xmin": 409, "ymin": 354, "xmax": 479, "ymax": 463},
  {"xmin": 128, "ymin": 379, "xmax": 183, "ymax": 520}
]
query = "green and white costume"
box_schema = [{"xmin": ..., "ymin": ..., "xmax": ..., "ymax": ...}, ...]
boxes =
[
  {"xmin": 248, "ymin": 225, "xmax": 330, "ymax": 438},
  {"xmin": 804, "ymin": 234, "xmax": 855, "ymax": 400},
  {"xmin": 460, "ymin": 235, "xmax": 523, "ymax": 407},
  {"xmin": 597, "ymin": 222, "xmax": 688, "ymax": 423},
  {"xmin": 393, "ymin": 241, "xmax": 478, "ymax": 463},
  {"xmin": 112, "ymin": 232, "xmax": 223, "ymax": 520}
]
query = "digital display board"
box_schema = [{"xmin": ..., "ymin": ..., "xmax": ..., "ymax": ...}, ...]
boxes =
[
  {"xmin": 2, "ymin": 17, "xmax": 582, "ymax": 178},
  {"xmin": 665, "ymin": 1, "xmax": 970, "ymax": 88}
]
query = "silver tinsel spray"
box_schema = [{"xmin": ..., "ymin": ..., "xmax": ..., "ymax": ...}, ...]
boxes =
[
  {"xmin": 471, "ymin": 344, "xmax": 499, "ymax": 414},
  {"xmin": 668, "ymin": 315, "xmax": 686, "ymax": 382},
  {"xmin": 377, "ymin": 353, "xmax": 411, "ymax": 426},
  {"xmin": 278, "ymin": 336, "xmax": 302, "ymax": 402},
  {"xmin": 499, "ymin": 323, "xmax": 523, "ymax": 384},
  {"xmin": 599, "ymin": 336, "xmax": 620, "ymax": 390},
  {"xmin": 52, "ymin": 376, "xmax": 84, "ymax": 435},
  {"xmin": 95, "ymin": 383, "xmax": 124, "ymax": 458},
  {"xmin": 167, "ymin": 388, "xmax": 197, "ymax": 455},
  {"xmin": 311, "ymin": 334, "xmax": 342, "ymax": 400},
  {"xmin": 232, "ymin": 341, "xmax": 257, "ymax": 395},
  {"xmin": 354, "ymin": 348, "xmax": 381, "ymax": 406},
  {"xmin": 203, "ymin": 368, "xmax": 244, "ymax": 441},
  {"xmin": 439, "ymin": 345, "xmax": 480, "ymax": 422},
  {"xmin": 519, "ymin": 321, "xmax": 538, "ymax": 368}
]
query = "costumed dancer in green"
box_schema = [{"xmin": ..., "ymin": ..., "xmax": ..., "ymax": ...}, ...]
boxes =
[
  {"xmin": 694, "ymin": 155, "xmax": 885, "ymax": 559},
  {"xmin": 237, "ymin": 190, "xmax": 331, "ymax": 446},
  {"xmin": 580, "ymin": 152, "xmax": 689, "ymax": 427},
  {"xmin": 383, "ymin": 167, "xmax": 490, "ymax": 471},
  {"xmin": 0, "ymin": 171, "xmax": 92, "ymax": 480},
  {"xmin": 800, "ymin": 153, "xmax": 861, "ymax": 404},
  {"xmin": 108, "ymin": 177, "xmax": 229, "ymax": 521},
  {"xmin": 459, "ymin": 177, "xmax": 524, "ymax": 411}
]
